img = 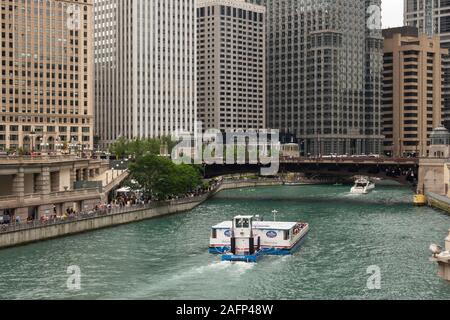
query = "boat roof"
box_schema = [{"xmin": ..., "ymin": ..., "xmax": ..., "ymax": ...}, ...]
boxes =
[
  {"xmin": 234, "ymin": 215, "xmax": 254, "ymax": 219},
  {"xmin": 212, "ymin": 221, "xmax": 299, "ymax": 231}
]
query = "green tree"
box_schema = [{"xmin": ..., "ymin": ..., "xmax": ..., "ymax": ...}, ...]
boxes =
[
  {"xmin": 109, "ymin": 137, "xmax": 176, "ymax": 160},
  {"xmin": 109, "ymin": 137, "xmax": 128, "ymax": 159},
  {"xmin": 160, "ymin": 135, "xmax": 180, "ymax": 155},
  {"xmin": 129, "ymin": 154, "xmax": 202, "ymax": 200}
]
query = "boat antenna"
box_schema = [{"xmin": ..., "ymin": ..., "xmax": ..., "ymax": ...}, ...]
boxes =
[{"xmin": 272, "ymin": 210, "xmax": 278, "ymax": 222}]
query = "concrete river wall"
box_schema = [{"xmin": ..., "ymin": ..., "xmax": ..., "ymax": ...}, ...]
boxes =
[
  {"xmin": 0, "ymin": 179, "xmax": 282, "ymax": 249},
  {"xmin": 427, "ymin": 192, "xmax": 450, "ymax": 215}
]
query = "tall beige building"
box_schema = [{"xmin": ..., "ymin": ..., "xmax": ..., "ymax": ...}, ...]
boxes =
[
  {"xmin": 197, "ymin": 0, "xmax": 266, "ymax": 131},
  {"xmin": 404, "ymin": 0, "xmax": 450, "ymax": 131},
  {"xmin": 94, "ymin": 0, "xmax": 197, "ymax": 150},
  {"xmin": 0, "ymin": 0, "xmax": 94, "ymax": 153},
  {"xmin": 383, "ymin": 27, "xmax": 447, "ymax": 157}
]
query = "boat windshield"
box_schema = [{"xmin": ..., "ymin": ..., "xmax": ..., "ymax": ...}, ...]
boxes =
[
  {"xmin": 235, "ymin": 218, "xmax": 250, "ymax": 228},
  {"xmin": 356, "ymin": 183, "xmax": 367, "ymax": 188}
]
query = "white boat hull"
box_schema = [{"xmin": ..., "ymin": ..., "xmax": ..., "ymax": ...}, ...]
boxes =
[{"xmin": 350, "ymin": 183, "xmax": 375, "ymax": 194}]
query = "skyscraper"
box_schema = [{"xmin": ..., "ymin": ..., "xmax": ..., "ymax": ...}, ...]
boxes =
[
  {"xmin": 405, "ymin": 0, "xmax": 450, "ymax": 129},
  {"xmin": 0, "ymin": 0, "xmax": 94, "ymax": 153},
  {"xmin": 383, "ymin": 27, "xmax": 447, "ymax": 157},
  {"xmin": 197, "ymin": 0, "xmax": 266, "ymax": 131},
  {"xmin": 248, "ymin": 0, "xmax": 383, "ymax": 156},
  {"xmin": 94, "ymin": 0, "xmax": 197, "ymax": 150}
]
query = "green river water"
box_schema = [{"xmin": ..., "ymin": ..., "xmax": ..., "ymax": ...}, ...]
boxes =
[{"xmin": 1, "ymin": 184, "xmax": 450, "ymax": 300}]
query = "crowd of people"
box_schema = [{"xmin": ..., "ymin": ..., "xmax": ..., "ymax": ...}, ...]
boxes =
[{"xmin": 385, "ymin": 166, "xmax": 417, "ymax": 183}]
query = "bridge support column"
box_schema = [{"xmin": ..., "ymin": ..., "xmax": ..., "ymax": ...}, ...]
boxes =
[
  {"xmin": 76, "ymin": 169, "xmax": 82, "ymax": 182},
  {"xmin": 417, "ymin": 158, "xmax": 446, "ymax": 195},
  {"xmin": 50, "ymin": 171, "xmax": 60, "ymax": 192},
  {"xmin": 70, "ymin": 169, "xmax": 76, "ymax": 190},
  {"xmin": 83, "ymin": 168, "xmax": 89, "ymax": 181},
  {"xmin": 12, "ymin": 168, "xmax": 25, "ymax": 197},
  {"xmin": 35, "ymin": 167, "xmax": 51, "ymax": 196}
]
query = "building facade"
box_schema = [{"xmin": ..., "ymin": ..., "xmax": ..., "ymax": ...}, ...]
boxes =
[
  {"xmin": 0, "ymin": 0, "xmax": 94, "ymax": 153},
  {"xmin": 404, "ymin": 0, "xmax": 450, "ymax": 129},
  {"xmin": 197, "ymin": 0, "xmax": 266, "ymax": 131},
  {"xmin": 248, "ymin": 0, "xmax": 384, "ymax": 155},
  {"xmin": 0, "ymin": 155, "xmax": 110, "ymax": 220},
  {"xmin": 383, "ymin": 27, "xmax": 447, "ymax": 157},
  {"xmin": 94, "ymin": 0, "xmax": 197, "ymax": 150}
]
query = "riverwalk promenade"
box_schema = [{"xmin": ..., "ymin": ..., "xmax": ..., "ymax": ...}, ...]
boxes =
[{"xmin": 0, "ymin": 178, "xmax": 283, "ymax": 249}]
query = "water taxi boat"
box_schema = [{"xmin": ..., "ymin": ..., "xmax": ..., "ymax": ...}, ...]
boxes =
[
  {"xmin": 350, "ymin": 177, "xmax": 375, "ymax": 194},
  {"xmin": 209, "ymin": 215, "xmax": 309, "ymax": 263}
]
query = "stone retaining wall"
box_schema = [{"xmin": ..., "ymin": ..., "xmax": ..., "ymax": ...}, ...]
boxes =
[{"xmin": 427, "ymin": 192, "xmax": 450, "ymax": 215}]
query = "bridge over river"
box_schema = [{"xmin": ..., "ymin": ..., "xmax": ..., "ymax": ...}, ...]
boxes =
[{"xmin": 203, "ymin": 157, "xmax": 420, "ymax": 187}]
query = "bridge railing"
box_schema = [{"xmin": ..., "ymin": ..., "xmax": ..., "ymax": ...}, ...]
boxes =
[{"xmin": 279, "ymin": 156, "xmax": 419, "ymax": 164}]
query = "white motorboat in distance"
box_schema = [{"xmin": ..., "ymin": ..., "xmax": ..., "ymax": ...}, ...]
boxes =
[{"xmin": 350, "ymin": 177, "xmax": 375, "ymax": 194}]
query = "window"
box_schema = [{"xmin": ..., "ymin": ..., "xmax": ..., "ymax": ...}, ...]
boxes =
[
  {"xmin": 235, "ymin": 218, "xmax": 250, "ymax": 228},
  {"xmin": 284, "ymin": 230, "xmax": 290, "ymax": 241}
]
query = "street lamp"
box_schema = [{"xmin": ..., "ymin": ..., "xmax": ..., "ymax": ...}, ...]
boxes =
[
  {"xmin": 78, "ymin": 143, "xmax": 83, "ymax": 157},
  {"xmin": 36, "ymin": 136, "xmax": 43, "ymax": 153},
  {"xmin": 55, "ymin": 138, "xmax": 64, "ymax": 155},
  {"xmin": 69, "ymin": 139, "xmax": 78, "ymax": 156},
  {"xmin": 40, "ymin": 142, "xmax": 49, "ymax": 154}
]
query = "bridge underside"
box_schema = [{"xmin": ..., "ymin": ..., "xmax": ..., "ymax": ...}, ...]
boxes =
[{"xmin": 204, "ymin": 163, "xmax": 419, "ymax": 187}]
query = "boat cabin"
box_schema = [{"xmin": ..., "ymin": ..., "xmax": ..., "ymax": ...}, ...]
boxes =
[{"xmin": 209, "ymin": 216, "xmax": 309, "ymax": 256}]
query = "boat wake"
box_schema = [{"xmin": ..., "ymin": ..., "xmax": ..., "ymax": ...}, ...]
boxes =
[
  {"xmin": 169, "ymin": 261, "xmax": 256, "ymax": 282},
  {"xmin": 207, "ymin": 261, "xmax": 256, "ymax": 273},
  {"xmin": 120, "ymin": 260, "xmax": 255, "ymax": 299},
  {"xmin": 342, "ymin": 190, "xmax": 412, "ymax": 205}
]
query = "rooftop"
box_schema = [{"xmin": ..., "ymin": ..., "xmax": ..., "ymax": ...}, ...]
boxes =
[
  {"xmin": 196, "ymin": 0, "xmax": 266, "ymax": 12},
  {"xmin": 383, "ymin": 26, "xmax": 419, "ymax": 39}
]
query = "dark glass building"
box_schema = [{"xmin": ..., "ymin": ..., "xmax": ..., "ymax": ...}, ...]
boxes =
[{"xmin": 248, "ymin": 0, "xmax": 383, "ymax": 155}]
